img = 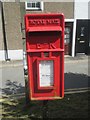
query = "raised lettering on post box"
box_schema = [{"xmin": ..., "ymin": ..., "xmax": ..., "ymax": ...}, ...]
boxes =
[{"xmin": 29, "ymin": 19, "xmax": 60, "ymax": 26}]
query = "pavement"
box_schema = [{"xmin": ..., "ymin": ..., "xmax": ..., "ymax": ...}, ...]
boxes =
[
  {"xmin": 0, "ymin": 60, "xmax": 25, "ymax": 98},
  {"xmin": 65, "ymin": 54, "xmax": 88, "ymax": 76},
  {"xmin": 0, "ymin": 54, "xmax": 89, "ymax": 98}
]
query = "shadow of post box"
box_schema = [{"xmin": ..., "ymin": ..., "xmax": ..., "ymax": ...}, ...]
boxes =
[{"xmin": 24, "ymin": 13, "xmax": 65, "ymax": 100}]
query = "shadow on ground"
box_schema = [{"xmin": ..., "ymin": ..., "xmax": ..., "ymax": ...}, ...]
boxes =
[
  {"xmin": 65, "ymin": 72, "xmax": 89, "ymax": 89},
  {"xmin": 2, "ymin": 92, "xmax": 89, "ymax": 119},
  {"xmin": 1, "ymin": 72, "xmax": 89, "ymax": 96},
  {"xmin": 1, "ymin": 73, "xmax": 89, "ymax": 119},
  {"xmin": 1, "ymin": 80, "xmax": 25, "ymax": 95}
]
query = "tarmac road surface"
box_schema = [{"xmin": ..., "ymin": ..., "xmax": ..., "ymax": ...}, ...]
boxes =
[
  {"xmin": 64, "ymin": 55, "xmax": 89, "ymax": 91},
  {"xmin": 0, "ymin": 55, "xmax": 89, "ymax": 96}
]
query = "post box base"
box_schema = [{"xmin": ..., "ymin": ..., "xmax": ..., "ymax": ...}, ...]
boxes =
[{"xmin": 30, "ymin": 96, "xmax": 64, "ymax": 101}]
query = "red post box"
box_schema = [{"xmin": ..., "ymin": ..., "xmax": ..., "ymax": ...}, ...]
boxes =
[{"xmin": 24, "ymin": 13, "xmax": 64, "ymax": 101}]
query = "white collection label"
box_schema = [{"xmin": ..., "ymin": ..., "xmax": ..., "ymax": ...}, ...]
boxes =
[{"xmin": 39, "ymin": 60, "xmax": 54, "ymax": 87}]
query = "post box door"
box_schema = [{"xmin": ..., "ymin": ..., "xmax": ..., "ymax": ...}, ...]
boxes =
[
  {"xmin": 26, "ymin": 32, "xmax": 64, "ymax": 100},
  {"xmin": 28, "ymin": 53, "xmax": 63, "ymax": 99}
]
